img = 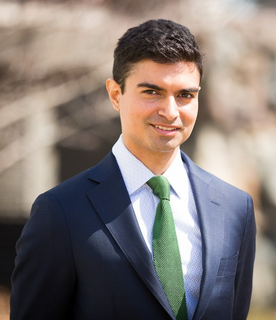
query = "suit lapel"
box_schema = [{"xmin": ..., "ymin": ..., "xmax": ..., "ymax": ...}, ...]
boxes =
[
  {"xmin": 182, "ymin": 153, "xmax": 225, "ymax": 320},
  {"xmin": 86, "ymin": 153, "xmax": 175, "ymax": 319}
]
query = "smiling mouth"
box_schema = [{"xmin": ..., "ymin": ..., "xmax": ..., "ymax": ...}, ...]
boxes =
[{"xmin": 153, "ymin": 125, "xmax": 179, "ymax": 131}]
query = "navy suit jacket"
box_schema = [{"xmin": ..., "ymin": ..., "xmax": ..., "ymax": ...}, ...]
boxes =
[{"xmin": 10, "ymin": 151, "xmax": 256, "ymax": 320}]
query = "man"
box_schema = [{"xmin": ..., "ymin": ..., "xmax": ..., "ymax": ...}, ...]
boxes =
[{"xmin": 10, "ymin": 19, "xmax": 256, "ymax": 319}]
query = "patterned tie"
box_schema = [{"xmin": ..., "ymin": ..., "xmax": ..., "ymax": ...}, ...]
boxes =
[{"xmin": 147, "ymin": 175, "xmax": 188, "ymax": 320}]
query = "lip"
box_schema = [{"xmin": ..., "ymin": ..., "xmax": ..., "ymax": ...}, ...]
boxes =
[{"xmin": 151, "ymin": 124, "xmax": 180, "ymax": 134}]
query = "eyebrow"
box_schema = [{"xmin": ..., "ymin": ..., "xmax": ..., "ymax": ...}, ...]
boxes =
[
  {"xmin": 137, "ymin": 82, "xmax": 200, "ymax": 93},
  {"xmin": 137, "ymin": 82, "xmax": 165, "ymax": 91}
]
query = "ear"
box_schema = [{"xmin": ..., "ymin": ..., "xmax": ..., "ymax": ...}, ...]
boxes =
[{"xmin": 106, "ymin": 78, "xmax": 121, "ymax": 111}]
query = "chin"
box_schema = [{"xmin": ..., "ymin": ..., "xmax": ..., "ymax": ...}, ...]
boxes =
[{"xmin": 148, "ymin": 142, "xmax": 181, "ymax": 154}]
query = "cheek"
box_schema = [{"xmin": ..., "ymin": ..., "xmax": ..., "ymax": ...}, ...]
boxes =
[
  {"xmin": 180, "ymin": 105, "xmax": 198, "ymax": 125},
  {"xmin": 120, "ymin": 103, "xmax": 144, "ymax": 130},
  {"xmin": 125, "ymin": 101, "xmax": 152, "ymax": 123}
]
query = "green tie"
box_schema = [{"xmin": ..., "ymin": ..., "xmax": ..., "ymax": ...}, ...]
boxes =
[{"xmin": 147, "ymin": 175, "xmax": 188, "ymax": 320}]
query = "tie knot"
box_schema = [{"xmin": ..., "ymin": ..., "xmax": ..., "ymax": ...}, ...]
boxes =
[{"xmin": 147, "ymin": 175, "xmax": 170, "ymax": 200}]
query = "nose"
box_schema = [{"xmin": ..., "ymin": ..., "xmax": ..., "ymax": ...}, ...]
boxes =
[{"xmin": 158, "ymin": 96, "xmax": 179, "ymax": 121}]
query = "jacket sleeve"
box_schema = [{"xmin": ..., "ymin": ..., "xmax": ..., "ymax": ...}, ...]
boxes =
[
  {"xmin": 10, "ymin": 192, "xmax": 76, "ymax": 320},
  {"xmin": 233, "ymin": 194, "xmax": 256, "ymax": 319}
]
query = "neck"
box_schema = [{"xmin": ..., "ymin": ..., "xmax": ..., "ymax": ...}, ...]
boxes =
[{"xmin": 131, "ymin": 148, "xmax": 179, "ymax": 176}]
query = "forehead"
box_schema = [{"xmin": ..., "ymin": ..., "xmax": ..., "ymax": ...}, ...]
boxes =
[{"xmin": 126, "ymin": 59, "xmax": 200, "ymax": 88}]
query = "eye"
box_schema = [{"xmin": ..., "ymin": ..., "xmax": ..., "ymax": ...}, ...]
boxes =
[
  {"xmin": 179, "ymin": 92, "xmax": 195, "ymax": 99},
  {"xmin": 143, "ymin": 89, "xmax": 159, "ymax": 95}
]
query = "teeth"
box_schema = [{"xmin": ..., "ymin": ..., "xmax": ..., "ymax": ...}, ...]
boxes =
[{"xmin": 155, "ymin": 125, "xmax": 176, "ymax": 131}]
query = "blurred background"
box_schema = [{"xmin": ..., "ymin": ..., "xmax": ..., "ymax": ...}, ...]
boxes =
[{"xmin": 0, "ymin": 0, "xmax": 275, "ymax": 318}]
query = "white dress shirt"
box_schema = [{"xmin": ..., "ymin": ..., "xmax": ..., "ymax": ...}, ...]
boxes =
[{"xmin": 112, "ymin": 135, "xmax": 202, "ymax": 320}]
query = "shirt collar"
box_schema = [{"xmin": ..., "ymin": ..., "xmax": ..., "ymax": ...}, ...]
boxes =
[
  {"xmin": 112, "ymin": 135, "xmax": 153, "ymax": 195},
  {"xmin": 163, "ymin": 150, "xmax": 188, "ymax": 199},
  {"xmin": 112, "ymin": 135, "xmax": 188, "ymax": 198}
]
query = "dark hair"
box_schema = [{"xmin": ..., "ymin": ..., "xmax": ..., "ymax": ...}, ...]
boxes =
[{"xmin": 113, "ymin": 19, "xmax": 203, "ymax": 93}]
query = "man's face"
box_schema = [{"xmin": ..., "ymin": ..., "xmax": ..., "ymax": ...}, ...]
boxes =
[{"xmin": 107, "ymin": 59, "xmax": 200, "ymax": 162}]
